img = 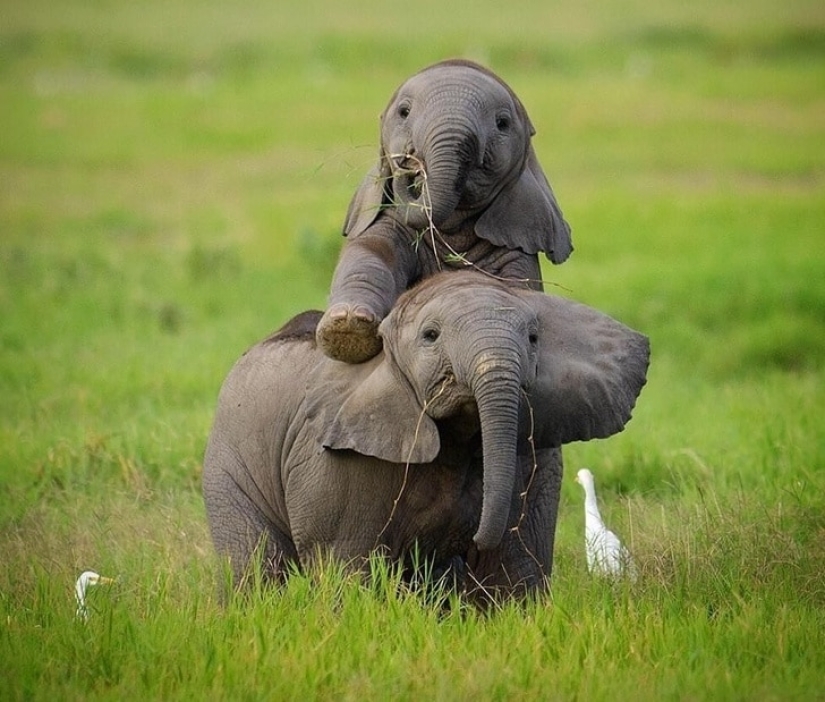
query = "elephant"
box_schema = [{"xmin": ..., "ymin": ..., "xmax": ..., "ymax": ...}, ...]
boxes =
[
  {"xmin": 316, "ymin": 59, "xmax": 573, "ymax": 364},
  {"xmin": 203, "ymin": 271, "xmax": 649, "ymax": 601}
]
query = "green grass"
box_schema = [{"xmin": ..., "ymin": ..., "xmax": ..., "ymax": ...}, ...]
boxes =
[{"xmin": 2, "ymin": 0, "xmax": 825, "ymax": 699}]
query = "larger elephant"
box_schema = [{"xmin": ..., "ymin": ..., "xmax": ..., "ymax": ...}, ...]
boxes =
[
  {"xmin": 204, "ymin": 272, "xmax": 648, "ymax": 601},
  {"xmin": 316, "ymin": 59, "xmax": 572, "ymax": 364}
]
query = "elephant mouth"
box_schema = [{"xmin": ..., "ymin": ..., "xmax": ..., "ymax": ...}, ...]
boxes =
[
  {"xmin": 425, "ymin": 375, "xmax": 476, "ymax": 420},
  {"xmin": 399, "ymin": 171, "xmax": 425, "ymax": 201},
  {"xmin": 392, "ymin": 154, "xmax": 427, "ymax": 204}
]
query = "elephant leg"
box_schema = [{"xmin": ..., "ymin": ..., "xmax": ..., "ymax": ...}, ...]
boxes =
[
  {"xmin": 496, "ymin": 250, "xmax": 545, "ymax": 292},
  {"xmin": 203, "ymin": 460, "xmax": 298, "ymax": 589},
  {"xmin": 317, "ymin": 223, "xmax": 418, "ymax": 363},
  {"xmin": 509, "ymin": 447, "xmax": 563, "ymax": 583},
  {"xmin": 465, "ymin": 447, "xmax": 563, "ymax": 603}
]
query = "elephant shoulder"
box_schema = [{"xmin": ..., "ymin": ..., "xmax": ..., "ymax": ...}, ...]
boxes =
[
  {"xmin": 261, "ymin": 310, "xmax": 322, "ymax": 347},
  {"xmin": 214, "ymin": 311, "xmax": 322, "ymax": 436}
]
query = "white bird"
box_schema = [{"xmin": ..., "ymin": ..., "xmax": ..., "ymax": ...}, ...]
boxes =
[
  {"xmin": 74, "ymin": 570, "xmax": 114, "ymax": 621},
  {"xmin": 575, "ymin": 468, "xmax": 637, "ymax": 580}
]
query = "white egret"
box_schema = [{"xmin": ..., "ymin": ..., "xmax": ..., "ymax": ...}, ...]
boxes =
[
  {"xmin": 575, "ymin": 468, "xmax": 637, "ymax": 580},
  {"xmin": 74, "ymin": 570, "xmax": 114, "ymax": 621}
]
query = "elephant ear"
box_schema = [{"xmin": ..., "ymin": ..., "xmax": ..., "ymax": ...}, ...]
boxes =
[
  {"xmin": 305, "ymin": 353, "xmax": 440, "ymax": 464},
  {"xmin": 475, "ymin": 147, "xmax": 573, "ymax": 264},
  {"xmin": 343, "ymin": 153, "xmax": 393, "ymax": 238},
  {"xmin": 522, "ymin": 290, "xmax": 649, "ymax": 447}
]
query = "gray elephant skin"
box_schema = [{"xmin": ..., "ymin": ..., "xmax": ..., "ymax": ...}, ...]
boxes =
[
  {"xmin": 316, "ymin": 59, "xmax": 573, "ymax": 364},
  {"xmin": 203, "ymin": 272, "xmax": 649, "ymax": 601}
]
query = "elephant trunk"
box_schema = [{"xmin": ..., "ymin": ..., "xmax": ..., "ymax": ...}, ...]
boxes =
[
  {"xmin": 470, "ymin": 350, "xmax": 523, "ymax": 551},
  {"xmin": 393, "ymin": 126, "xmax": 479, "ymax": 230}
]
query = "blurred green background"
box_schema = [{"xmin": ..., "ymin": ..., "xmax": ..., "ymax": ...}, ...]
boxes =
[
  {"xmin": 3, "ymin": 0, "xmax": 822, "ymax": 494},
  {"xmin": 1, "ymin": 0, "xmax": 824, "ymax": 697}
]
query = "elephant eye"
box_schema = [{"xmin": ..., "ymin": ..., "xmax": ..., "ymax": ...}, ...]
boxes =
[
  {"xmin": 529, "ymin": 331, "xmax": 539, "ymax": 346},
  {"xmin": 421, "ymin": 326, "xmax": 440, "ymax": 344},
  {"xmin": 398, "ymin": 102, "xmax": 411, "ymax": 119},
  {"xmin": 495, "ymin": 113, "xmax": 511, "ymax": 132}
]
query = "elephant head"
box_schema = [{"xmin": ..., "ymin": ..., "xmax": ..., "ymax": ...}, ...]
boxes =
[
  {"xmin": 306, "ymin": 271, "xmax": 649, "ymax": 551},
  {"xmin": 344, "ymin": 59, "xmax": 572, "ymax": 264}
]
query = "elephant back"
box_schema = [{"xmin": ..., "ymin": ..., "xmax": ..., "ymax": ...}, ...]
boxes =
[{"xmin": 262, "ymin": 310, "xmax": 323, "ymax": 346}]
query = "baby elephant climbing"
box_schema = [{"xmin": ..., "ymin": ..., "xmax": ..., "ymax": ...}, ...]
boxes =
[
  {"xmin": 203, "ymin": 271, "xmax": 649, "ymax": 602},
  {"xmin": 317, "ymin": 59, "xmax": 572, "ymax": 364}
]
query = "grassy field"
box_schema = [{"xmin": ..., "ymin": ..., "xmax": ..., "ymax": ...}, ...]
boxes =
[{"xmin": 2, "ymin": 0, "xmax": 825, "ymax": 699}]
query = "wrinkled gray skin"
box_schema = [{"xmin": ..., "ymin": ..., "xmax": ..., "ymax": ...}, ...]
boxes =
[
  {"xmin": 316, "ymin": 59, "xmax": 572, "ymax": 364},
  {"xmin": 204, "ymin": 272, "xmax": 648, "ymax": 602}
]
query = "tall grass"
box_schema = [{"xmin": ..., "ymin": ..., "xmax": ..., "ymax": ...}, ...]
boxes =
[{"xmin": 2, "ymin": 0, "xmax": 824, "ymax": 699}]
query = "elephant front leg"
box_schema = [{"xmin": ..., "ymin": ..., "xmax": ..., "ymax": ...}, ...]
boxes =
[
  {"xmin": 491, "ymin": 248, "xmax": 545, "ymax": 292},
  {"xmin": 317, "ymin": 224, "xmax": 418, "ymax": 363},
  {"xmin": 317, "ymin": 302, "xmax": 383, "ymax": 365}
]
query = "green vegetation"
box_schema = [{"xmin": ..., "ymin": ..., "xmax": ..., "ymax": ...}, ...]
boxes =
[{"xmin": 2, "ymin": 0, "xmax": 824, "ymax": 699}]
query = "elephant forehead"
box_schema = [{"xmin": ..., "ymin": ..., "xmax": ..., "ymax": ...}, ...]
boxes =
[
  {"xmin": 397, "ymin": 272, "xmax": 507, "ymax": 306},
  {"xmin": 393, "ymin": 275, "xmax": 528, "ymax": 326},
  {"xmin": 403, "ymin": 66, "xmax": 509, "ymax": 103},
  {"xmin": 447, "ymin": 288, "xmax": 515, "ymax": 314}
]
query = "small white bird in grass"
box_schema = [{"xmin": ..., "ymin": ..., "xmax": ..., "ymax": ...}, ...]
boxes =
[
  {"xmin": 575, "ymin": 468, "xmax": 637, "ymax": 581},
  {"xmin": 74, "ymin": 570, "xmax": 114, "ymax": 621}
]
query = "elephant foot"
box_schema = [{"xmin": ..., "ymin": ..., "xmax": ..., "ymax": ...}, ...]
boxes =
[{"xmin": 316, "ymin": 303, "xmax": 382, "ymax": 363}]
